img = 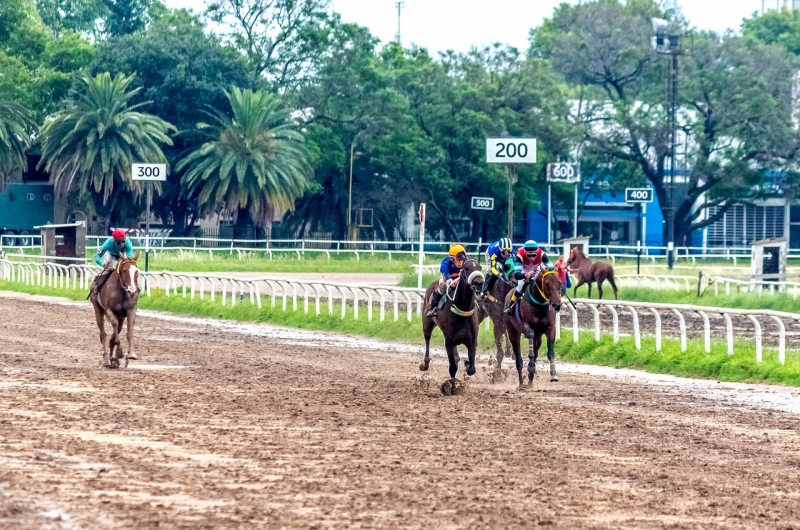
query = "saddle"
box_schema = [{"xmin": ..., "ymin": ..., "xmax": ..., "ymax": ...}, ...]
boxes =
[{"xmin": 87, "ymin": 267, "xmax": 114, "ymax": 299}]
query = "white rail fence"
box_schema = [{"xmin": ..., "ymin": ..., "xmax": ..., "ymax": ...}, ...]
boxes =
[{"xmin": 2, "ymin": 259, "xmax": 797, "ymax": 365}]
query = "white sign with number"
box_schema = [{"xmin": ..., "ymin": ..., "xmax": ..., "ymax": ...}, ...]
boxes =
[
  {"xmin": 486, "ymin": 138, "xmax": 537, "ymax": 164},
  {"xmin": 471, "ymin": 197, "xmax": 495, "ymax": 210},
  {"xmin": 132, "ymin": 163, "xmax": 167, "ymax": 182},
  {"xmin": 546, "ymin": 163, "xmax": 581, "ymax": 183}
]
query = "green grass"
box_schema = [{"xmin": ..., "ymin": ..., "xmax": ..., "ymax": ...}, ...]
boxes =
[{"xmin": 2, "ymin": 279, "xmax": 800, "ymax": 387}]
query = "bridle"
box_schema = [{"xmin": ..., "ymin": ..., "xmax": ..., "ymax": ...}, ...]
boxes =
[
  {"xmin": 448, "ymin": 259, "xmax": 482, "ymax": 317},
  {"xmin": 527, "ymin": 268, "xmax": 559, "ymax": 307},
  {"xmin": 116, "ymin": 258, "xmax": 140, "ymax": 298}
]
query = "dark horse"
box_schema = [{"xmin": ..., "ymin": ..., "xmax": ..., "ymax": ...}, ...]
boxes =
[
  {"xmin": 506, "ymin": 266, "xmax": 563, "ymax": 389},
  {"xmin": 90, "ymin": 255, "xmax": 141, "ymax": 368},
  {"xmin": 420, "ymin": 259, "xmax": 485, "ymax": 390},
  {"xmin": 567, "ymin": 246, "xmax": 618, "ymax": 299},
  {"xmin": 478, "ymin": 276, "xmax": 514, "ymax": 380}
]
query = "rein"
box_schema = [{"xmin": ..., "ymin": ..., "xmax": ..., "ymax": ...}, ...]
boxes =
[
  {"xmin": 448, "ymin": 261, "xmax": 478, "ymax": 317},
  {"xmin": 526, "ymin": 269, "xmax": 558, "ymax": 306}
]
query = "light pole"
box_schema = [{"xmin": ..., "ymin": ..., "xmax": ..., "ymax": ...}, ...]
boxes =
[
  {"xmin": 500, "ymin": 131, "xmax": 517, "ymax": 238},
  {"xmin": 653, "ymin": 19, "xmax": 680, "ymax": 270},
  {"xmin": 347, "ymin": 133, "xmax": 364, "ymax": 241}
]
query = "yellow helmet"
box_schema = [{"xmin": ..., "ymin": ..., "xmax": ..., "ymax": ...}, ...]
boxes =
[{"xmin": 449, "ymin": 244, "xmax": 467, "ymax": 259}]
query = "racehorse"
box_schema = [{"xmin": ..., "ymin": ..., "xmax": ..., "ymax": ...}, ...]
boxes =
[
  {"xmin": 567, "ymin": 246, "xmax": 618, "ymax": 300},
  {"xmin": 420, "ymin": 259, "xmax": 485, "ymax": 391},
  {"xmin": 478, "ymin": 276, "xmax": 514, "ymax": 379},
  {"xmin": 90, "ymin": 254, "xmax": 141, "ymax": 368},
  {"xmin": 505, "ymin": 266, "xmax": 563, "ymax": 389}
]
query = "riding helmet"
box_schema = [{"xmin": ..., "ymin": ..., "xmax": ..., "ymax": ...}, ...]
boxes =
[
  {"xmin": 499, "ymin": 238, "xmax": 512, "ymax": 251},
  {"xmin": 449, "ymin": 244, "xmax": 467, "ymax": 260},
  {"xmin": 523, "ymin": 240, "xmax": 539, "ymax": 252},
  {"xmin": 112, "ymin": 229, "xmax": 127, "ymax": 242}
]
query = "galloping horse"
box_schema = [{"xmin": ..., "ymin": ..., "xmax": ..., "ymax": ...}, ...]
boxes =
[
  {"xmin": 478, "ymin": 276, "xmax": 515, "ymax": 375},
  {"xmin": 505, "ymin": 266, "xmax": 563, "ymax": 389},
  {"xmin": 568, "ymin": 246, "xmax": 618, "ymax": 299},
  {"xmin": 90, "ymin": 254, "xmax": 141, "ymax": 368},
  {"xmin": 420, "ymin": 259, "xmax": 485, "ymax": 388}
]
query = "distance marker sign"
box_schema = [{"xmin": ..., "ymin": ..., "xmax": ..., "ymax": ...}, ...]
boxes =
[
  {"xmin": 132, "ymin": 163, "xmax": 167, "ymax": 182},
  {"xmin": 625, "ymin": 188, "xmax": 654, "ymax": 203},
  {"xmin": 471, "ymin": 197, "xmax": 495, "ymax": 210},
  {"xmin": 485, "ymin": 138, "xmax": 537, "ymax": 164}
]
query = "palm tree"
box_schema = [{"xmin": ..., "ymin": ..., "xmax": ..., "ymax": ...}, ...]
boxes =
[
  {"xmin": 38, "ymin": 72, "xmax": 175, "ymax": 205},
  {"xmin": 0, "ymin": 98, "xmax": 36, "ymax": 191},
  {"xmin": 178, "ymin": 87, "xmax": 313, "ymax": 231}
]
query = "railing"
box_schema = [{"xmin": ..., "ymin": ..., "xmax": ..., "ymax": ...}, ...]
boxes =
[{"xmin": 1, "ymin": 258, "xmax": 797, "ymax": 365}]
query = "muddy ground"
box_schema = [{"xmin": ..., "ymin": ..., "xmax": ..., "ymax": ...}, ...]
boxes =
[{"xmin": 1, "ymin": 294, "xmax": 800, "ymax": 529}]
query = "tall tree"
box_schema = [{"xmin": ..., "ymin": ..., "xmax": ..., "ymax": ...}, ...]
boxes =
[
  {"xmin": 0, "ymin": 98, "xmax": 36, "ymax": 191},
  {"xmin": 205, "ymin": 0, "xmax": 334, "ymax": 89},
  {"xmin": 38, "ymin": 73, "xmax": 175, "ymax": 218},
  {"xmin": 533, "ymin": 0, "xmax": 799, "ymax": 244},
  {"xmin": 742, "ymin": 7, "xmax": 800, "ymax": 56},
  {"xmin": 103, "ymin": 0, "xmax": 164, "ymax": 36},
  {"xmin": 178, "ymin": 87, "xmax": 313, "ymax": 233}
]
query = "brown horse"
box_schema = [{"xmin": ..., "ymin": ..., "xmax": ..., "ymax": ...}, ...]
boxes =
[
  {"xmin": 478, "ymin": 276, "xmax": 514, "ymax": 378},
  {"xmin": 567, "ymin": 247, "xmax": 618, "ymax": 299},
  {"xmin": 505, "ymin": 266, "xmax": 563, "ymax": 389},
  {"xmin": 420, "ymin": 259, "xmax": 485, "ymax": 390},
  {"xmin": 90, "ymin": 254, "xmax": 141, "ymax": 368}
]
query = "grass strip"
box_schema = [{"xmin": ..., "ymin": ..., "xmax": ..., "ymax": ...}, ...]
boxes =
[{"xmin": 1, "ymin": 280, "xmax": 798, "ymax": 387}]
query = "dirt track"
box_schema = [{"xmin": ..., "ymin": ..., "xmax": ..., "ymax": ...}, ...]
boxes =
[{"xmin": 2, "ymin": 294, "xmax": 800, "ymax": 529}]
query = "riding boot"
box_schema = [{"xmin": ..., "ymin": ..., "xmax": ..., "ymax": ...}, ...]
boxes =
[
  {"xmin": 426, "ymin": 291, "xmax": 444, "ymax": 317},
  {"xmin": 482, "ymin": 274, "xmax": 497, "ymax": 299},
  {"xmin": 504, "ymin": 289, "xmax": 523, "ymax": 315}
]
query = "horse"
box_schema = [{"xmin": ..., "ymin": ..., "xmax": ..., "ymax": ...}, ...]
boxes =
[
  {"xmin": 419, "ymin": 259, "xmax": 485, "ymax": 392},
  {"xmin": 478, "ymin": 276, "xmax": 515, "ymax": 380},
  {"xmin": 90, "ymin": 254, "xmax": 141, "ymax": 368},
  {"xmin": 567, "ymin": 246, "xmax": 618, "ymax": 299},
  {"xmin": 505, "ymin": 266, "xmax": 563, "ymax": 390}
]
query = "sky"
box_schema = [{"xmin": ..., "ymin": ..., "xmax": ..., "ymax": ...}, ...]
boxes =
[{"xmin": 164, "ymin": 0, "xmax": 777, "ymax": 54}]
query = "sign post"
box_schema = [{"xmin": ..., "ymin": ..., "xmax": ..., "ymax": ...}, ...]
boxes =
[
  {"xmin": 132, "ymin": 163, "xmax": 167, "ymax": 273},
  {"xmin": 417, "ymin": 203, "xmax": 426, "ymax": 290},
  {"xmin": 546, "ymin": 163, "xmax": 581, "ymax": 243},
  {"xmin": 486, "ymin": 138, "xmax": 536, "ymax": 238},
  {"xmin": 625, "ymin": 187, "xmax": 654, "ymax": 275}
]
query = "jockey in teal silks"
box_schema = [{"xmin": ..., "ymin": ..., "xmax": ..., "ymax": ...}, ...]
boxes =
[
  {"xmin": 504, "ymin": 240, "xmax": 554, "ymax": 315},
  {"xmin": 480, "ymin": 237, "xmax": 513, "ymax": 299},
  {"xmin": 94, "ymin": 229, "xmax": 134, "ymax": 268}
]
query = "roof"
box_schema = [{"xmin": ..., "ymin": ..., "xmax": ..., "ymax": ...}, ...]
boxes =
[{"xmin": 34, "ymin": 222, "xmax": 85, "ymax": 230}]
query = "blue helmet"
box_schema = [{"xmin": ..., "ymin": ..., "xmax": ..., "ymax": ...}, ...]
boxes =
[
  {"xmin": 499, "ymin": 238, "xmax": 512, "ymax": 251},
  {"xmin": 523, "ymin": 240, "xmax": 539, "ymax": 252}
]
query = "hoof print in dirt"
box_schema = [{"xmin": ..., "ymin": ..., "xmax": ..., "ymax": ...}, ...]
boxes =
[{"xmin": 440, "ymin": 378, "xmax": 466, "ymax": 396}]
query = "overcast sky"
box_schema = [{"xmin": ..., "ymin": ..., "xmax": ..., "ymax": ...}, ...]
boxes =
[{"xmin": 164, "ymin": 0, "xmax": 775, "ymax": 54}]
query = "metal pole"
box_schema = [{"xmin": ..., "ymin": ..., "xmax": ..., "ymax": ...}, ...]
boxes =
[
  {"xmin": 507, "ymin": 165, "xmax": 515, "ymax": 239},
  {"xmin": 637, "ymin": 203, "xmax": 642, "ymax": 275},
  {"xmin": 667, "ymin": 50, "xmax": 678, "ymax": 270},
  {"xmin": 145, "ymin": 182, "xmax": 151, "ymax": 273},
  {"xmin": 573, "ymin": 182, "xmax": 578, "ymax": 238},
  {"xmin": 417, "ymin": 203, "xmax": 425, "ymax": 289},
  {"xmin": 348, "ymin": 140, "xmax": 354, "ymax": 241},
  {"xmin": 547, "ymin": 184, "xmax": 552, "ymax": 246}
]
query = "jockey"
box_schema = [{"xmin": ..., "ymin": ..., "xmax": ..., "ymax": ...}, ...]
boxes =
[
  {"xmin": 95, "ymin": 229, "xmax": 134, "ymax": 268},
  {"xmin": 426, "ymin": 244, "xmax": 467, "ymax": 317},
  {"xmin": 481, "ymin": 237, "xmax": 513, "ymax": 299},
  {"xmin": 504, "ymin": 240, "xmax": 554, "ymax": 314}
]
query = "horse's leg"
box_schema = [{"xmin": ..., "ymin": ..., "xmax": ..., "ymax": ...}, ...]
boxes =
[
  {"xmin": 126, "ymin": 309, "xmax": 137, "ymax": 361},
  {"xmin": 115, "ymin": 318, "xmax": 125, "ymax": 359},
  {"xmin": 547, "ymin": 327, "xmax": 559, "ymax": 382},
  {"xmin": 466, "ymin": 338, "xmax": 477, "ymax": 377},
  {"xmin": 493, "ymin": 316, "xmax": 505, "ymax": 373},
  {"xmin": 105, "ymin": 310, "xmax": 120, "ymax": 366},
  {"xmin": 572, "ymin": 279, "xmax": 584, "ymax": 298},
  {"xmin": 587, "ymin": 281, "xmax": 592, "ymax": 299},
  {"xmin": 420, "ymin": 316, "xmax": 436, "ymax": 371},
  {"xmin": 608, "ymin": 274, "xmax": 619, "ymax": 300},
  {"xmin": 597, "ymin": 277, "xmax": 604, "ymax": 300},
  {"xmin": 444, "ymin": 338, "xmax": 458, "ymax": 381},
  {"xmin": 507, "ymin": 324, "xmax": 524, "ymax": 390},
  {"xmin": 528, "ymin": 330, "xmax": 542, "ymax": 387},
  {"xmin": 94, "ymin": 302, "xmax": 109, "ymax": 367}
]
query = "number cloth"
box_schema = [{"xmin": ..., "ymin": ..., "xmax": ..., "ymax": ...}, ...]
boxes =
[{"xmin": 94, "ymin": 237, "xmax": 134, "ymax": 266}]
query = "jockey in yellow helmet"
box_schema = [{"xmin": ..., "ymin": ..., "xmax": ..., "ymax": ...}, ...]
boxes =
[{"xmin": 426, "ymin": 244, "xmax": 468, "ymax": 317}]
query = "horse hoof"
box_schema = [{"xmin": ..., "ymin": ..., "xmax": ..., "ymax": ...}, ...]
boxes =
[
  {"xmin": 465, "ymin": 363, "xmax": 476, "ymax": 376},
  {"xmin": 517, "ymin": 384, "xmax": 526, "ymax": 392},
  {"xmin": 418, "ymin": 362, "xmax": 429, "ymax": 372},
  {"xmin": 128, "ymin": 353, "xmax": 138, "ymax": 360},
  {"xmin": 550, "ymin": 375, "xmax": 559, "ymax": 382}
]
